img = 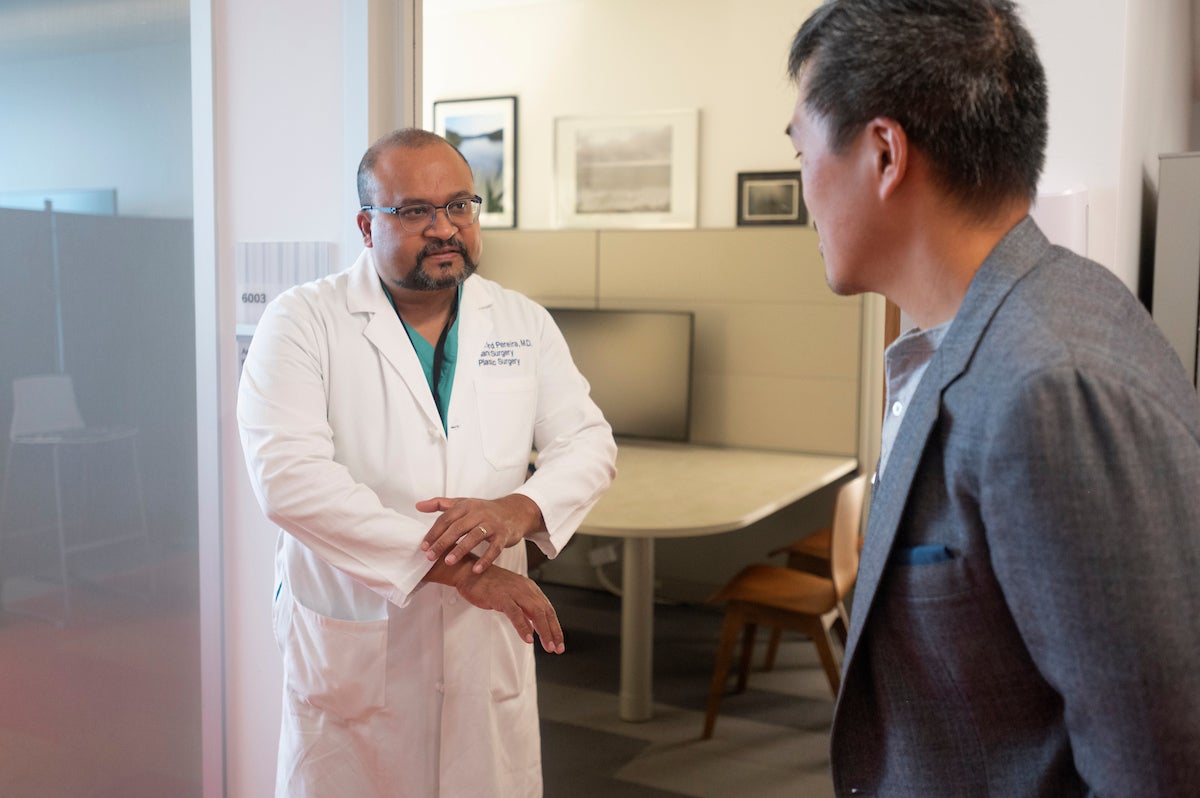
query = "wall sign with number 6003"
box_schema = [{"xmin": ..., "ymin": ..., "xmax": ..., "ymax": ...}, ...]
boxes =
[{"xmin": 242, "ymin": 292, "xmax": 268, "ymax": 304}]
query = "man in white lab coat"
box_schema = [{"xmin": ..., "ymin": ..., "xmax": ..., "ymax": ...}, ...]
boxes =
[{"xmin": 238, "ymin": 128, "xmax": 617, "ymax": 797}]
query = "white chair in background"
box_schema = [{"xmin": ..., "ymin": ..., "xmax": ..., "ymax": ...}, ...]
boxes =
[{"xmin": 0, "ymin": 374, "xmax": 151, "ymax": 623}]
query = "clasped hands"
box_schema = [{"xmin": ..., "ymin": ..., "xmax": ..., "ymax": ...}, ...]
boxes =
[
  {"xmin": 418, "ymin": 494, "xmax": 564, "ymax": 653},
  {"xmin": 417, "ymin": 493, "xmax": 543, "ymax": 572}
]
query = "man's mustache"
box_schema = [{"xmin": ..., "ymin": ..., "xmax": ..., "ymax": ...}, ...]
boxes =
[{"xmin": 417, "ymin": 239, "xmax": 468, "ymax": 263}]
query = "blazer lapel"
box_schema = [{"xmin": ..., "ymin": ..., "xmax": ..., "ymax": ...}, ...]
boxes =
[
  {"xmin": 841, "ymin": 217, "xmax": 1052, "ymax": 667},
  {"xmin": 347, "ymin": 250, "xmax": 444, "ymax": 433}
]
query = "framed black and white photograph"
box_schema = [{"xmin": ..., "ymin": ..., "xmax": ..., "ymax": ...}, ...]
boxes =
[
  {"xmin": 554, "ymin": 110, "xmax": 698, "ymax": 229},
  {"xmin": 432, "ymin": 96, "xmax": 517, "ymax": 228},
  {"xmin": 736, "ymin": 171, "xmax": 807, "ymax": 226}
]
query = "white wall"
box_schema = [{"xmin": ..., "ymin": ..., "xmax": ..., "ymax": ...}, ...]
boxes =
[
  {"xmin": 972, "ymin": 0, "xmax": 1198, "ymax": 295},
  {"xmin": 210, "ymin": 1, "xmax": 358, "ymax": 795},
  {"xmin": 1118, "ymin": 0, "xmax": 1194, "ymax": 292},
  {"xmin": 1024, "ymin": 0, "xmax": 1193, "ymax": 291},
  {"xmin": 207, "ymin": 1, "xmax": 415, "ymax": 793},
  {"xmin": 0, "ymin": 41, "xmax": 192, "ymax": 218},
  {"xmin": 425, "ymin": 0, "xmax": 1196, "ymax": 294},
  {"xmin": 1024, "ymin": 0, "xmax": 1127, "ymax": 276},
  {"xmin": 423, "ymin": 0, "xmax": 815, "ymax": 230}
]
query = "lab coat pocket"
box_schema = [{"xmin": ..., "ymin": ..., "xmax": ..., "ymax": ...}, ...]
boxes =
[
  {"xmin": 475, "ymin": 376, "xmax": 537, "ymax": 470},
  {"xmin": 278, "ymin": 594, "xmax": 389, "ymax": 721}
]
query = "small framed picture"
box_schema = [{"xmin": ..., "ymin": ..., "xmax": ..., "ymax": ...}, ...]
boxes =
[
  {"xmin": 736, "ymin": 171, "xmax": 807, "ymax": 226},
  {"xmin": 432, "ymin": 96, "xmax": 518, "ymax": 228}
]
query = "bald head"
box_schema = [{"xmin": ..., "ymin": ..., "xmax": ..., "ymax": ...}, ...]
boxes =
[{"xmin": 356, "ymin": 128, "xmax": 471, "ymax": 207}]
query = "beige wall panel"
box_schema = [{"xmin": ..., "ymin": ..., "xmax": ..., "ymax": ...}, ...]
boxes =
[
  {"xmin": 689, "ymin": 373, "xmax": 858, "ymax": 455},
  {"xmin": 478, "ymin": 229, "xmax": 598, "ymax": 302},
  {"xmin": 598, "ymin": 228, "xmax": 837, "ymax": 304},
  {"xmin": 701, "ymin": 302, "xmax": 861, "ymax": 379},
  {"xmin": 477, "ymin": 229, "xmax": 861, "ymax": 457},
  {"xmin": 602, "ymin": 297, "xmax": 861, "ymax": 380},
  {"xmin": 539, "ymin": 298, "xmax": 600, "ymax": 310}
]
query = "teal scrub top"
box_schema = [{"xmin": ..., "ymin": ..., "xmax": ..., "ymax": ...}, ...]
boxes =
[{"xmin": 384, "ymin": 282, "xmax": 459, "ymax": 433}]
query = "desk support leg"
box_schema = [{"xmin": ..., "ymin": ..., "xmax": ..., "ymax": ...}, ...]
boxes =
[{"xmin": 619, "ymin": 536, "xmax": 654, "ymax": 722}]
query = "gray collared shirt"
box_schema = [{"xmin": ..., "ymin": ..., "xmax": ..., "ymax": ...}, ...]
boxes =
[{"xmin": 878, "ymin": 321, "xmax": 951, "ymax": 479}]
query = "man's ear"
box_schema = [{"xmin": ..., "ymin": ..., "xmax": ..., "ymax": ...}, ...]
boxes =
[
  {"xmin": 356, "ymin": 211, "xmax": 373, "ymax": 247},
  {"xmin": 868, "ymin": 117, "xmax": 908, "ymax": 200}
]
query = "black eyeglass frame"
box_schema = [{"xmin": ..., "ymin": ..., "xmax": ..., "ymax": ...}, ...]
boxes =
[{"xmin": 360, "ymin": 195, "xmax": 484, "ymax": 232}]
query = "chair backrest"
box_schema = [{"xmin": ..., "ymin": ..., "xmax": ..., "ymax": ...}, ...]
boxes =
[
  {"xmin": 10, "ymin": 374, "xmax": 86, "ymax": 439},
  {"xmin": 829, "ymin": 474, "xmax": 868, "ymax": 598}
]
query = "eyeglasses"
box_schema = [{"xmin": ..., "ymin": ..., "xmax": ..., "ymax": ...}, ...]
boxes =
[{"xmin": 360, "ymin": 195, "xmax": 483, "ymax": 233}]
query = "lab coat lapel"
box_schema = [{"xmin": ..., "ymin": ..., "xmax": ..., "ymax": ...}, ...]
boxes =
[
  {"xmin": 444, "ymin": 277, "xmax": 495, "ymax": 493},
  {"xmin": 841, "ymin": 217, "xmax": 1051, "ymax": 669},
  {"xmin": 347, "ymin": 249, "xmax": 445, "ymax": 433},
  {"xmin": 453, "ymin": 276, "xmax": 495, "ymax": 381}
]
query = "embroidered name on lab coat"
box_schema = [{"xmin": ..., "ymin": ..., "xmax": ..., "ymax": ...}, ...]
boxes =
[{"xmin": 478, "ymin": 338, "xmax": 532, "ymax": 368}]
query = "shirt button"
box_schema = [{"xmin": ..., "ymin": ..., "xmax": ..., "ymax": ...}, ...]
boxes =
[
  {"xmin": 435, "ymin": 681, "xmax": 445, "ymax": 693},
  {"xmin": 891, "ymin": 401, "xmax": 903, "ymax": 416}
]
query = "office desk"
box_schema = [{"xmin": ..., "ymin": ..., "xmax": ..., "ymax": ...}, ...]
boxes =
[{"xmin": 577, "ymin": 440, "xmax": 857, "ymax": 721}]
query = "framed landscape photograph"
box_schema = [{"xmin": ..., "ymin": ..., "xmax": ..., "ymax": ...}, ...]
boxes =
[
  {"xmin": 554, "ymin": 109, "xmax": 698, "ymax": 229},
  {"xmin": 736, "ymin": 171, "xmax": 807, "ymax": 226},
  {"xmin": 432, "ymin": 96, "xmax": 517, "ymax": 228}
]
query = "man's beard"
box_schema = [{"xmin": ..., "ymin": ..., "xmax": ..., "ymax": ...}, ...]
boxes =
[{"xmin": 399, "ymin": 238, "xmax": 478, "ymax": 291}]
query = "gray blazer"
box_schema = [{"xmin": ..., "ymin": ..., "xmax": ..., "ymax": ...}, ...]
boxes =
[{"xmin": 830, "ymin": 218, "xmax": 1200, "ymax": 797}]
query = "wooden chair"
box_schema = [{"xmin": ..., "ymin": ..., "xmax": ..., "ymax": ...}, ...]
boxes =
[
  {"xmin": 770, "ymin": 526, "xmax": 838, "ymax": 576},
  {"xmin": 761, "ymin": 519, "xmax": 866, "ymax": 669},
  {"xmin": 701, "ymin": 474, "xmax": 866, "ymax": 739}
]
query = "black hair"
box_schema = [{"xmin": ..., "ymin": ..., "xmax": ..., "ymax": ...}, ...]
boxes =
[{"xmin": 789, "ymin": 0, "xmax": 1048, "ymax": 216}]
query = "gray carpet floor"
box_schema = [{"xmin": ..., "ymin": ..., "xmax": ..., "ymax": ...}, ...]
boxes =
[{"xmin": 535, "ymin": 582, "xmax": 837, "ymax": 797}]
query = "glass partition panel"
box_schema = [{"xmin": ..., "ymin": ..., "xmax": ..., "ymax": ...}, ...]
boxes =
[{"xmin": 0, "ymin": 1, "xmax": 200, "ymax": 794}]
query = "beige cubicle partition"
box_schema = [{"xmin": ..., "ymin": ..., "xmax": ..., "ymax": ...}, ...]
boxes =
[
  {"xmin": 483, "ymin": 228, "xmax": 861, "ymax": 455},
  {"xmin": 481, "ymin": 229, "xmax": 601, "ymax": 308},
  {"xmin": 480, "ymin": 227, "xmax": 870, "ymax": 599}
]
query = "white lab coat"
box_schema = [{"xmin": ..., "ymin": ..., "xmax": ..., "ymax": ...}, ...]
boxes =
[{"xmin": 237, "ymin": 249, "xmax": 616, "ymax": 798}]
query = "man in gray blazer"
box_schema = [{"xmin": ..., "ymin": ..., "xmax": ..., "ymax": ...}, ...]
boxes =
[{"xmin": 785, "ymin": 1, "xmax": 1200, "ymax": 795}]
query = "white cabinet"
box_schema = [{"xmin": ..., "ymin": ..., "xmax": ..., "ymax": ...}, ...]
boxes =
[{"xmin": 1152, "ymin": 152, "xmax": 1200, "ymax": 386}]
